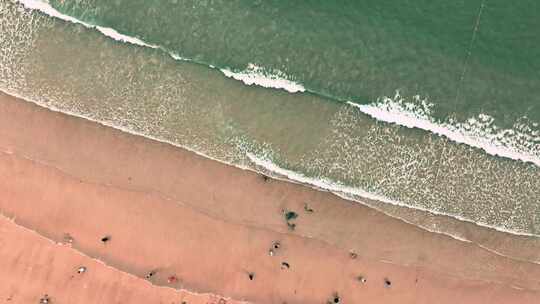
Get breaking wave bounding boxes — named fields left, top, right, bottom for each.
left=14, top=0, right=540, bottom=169
left=349, top=92, right=540, bottom=167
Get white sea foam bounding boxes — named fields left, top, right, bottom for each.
left=246, top=152, right=540, bottom=238
left=94, top=26, right=153, bottom=47
left=3, top=83, right=540, bottom=262
left=16, top=1, right=539, bottom=168
left=16, top=0, right=305, bottom=94
left=246, top=153, right=400, bottom=206
left=9, top=0, right=540, bottom=240
left=0, top=86, right=485, bottom=243
left=348, top=92, right=540, bottom=167
left=17, top=0, right=156, bottom=48
left=220, top=63, right=306, bottom=93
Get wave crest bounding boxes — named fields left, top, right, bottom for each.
left=220, top=63, right=305, bottom=93
left=349, top=91, right=540, bottom=167
left=13, top=0, right=540, bottom=168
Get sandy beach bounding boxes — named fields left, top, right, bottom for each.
left=1, top=91, right=539, bottom=303
left=0, top=214, right=241, bottom=304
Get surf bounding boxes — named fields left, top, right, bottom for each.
left=15, top=0, right=540, bottom=169
left=3, top=78, right=540, bottom=244
left=3, top=0, right=540, bottom=242
left=348, top=92, right=540, bottom=167
left=246, top=152, right=540, bottom=239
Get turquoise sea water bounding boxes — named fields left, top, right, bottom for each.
left=49, top=0, right=540, bottom=121
left=48, top=0, right=540, bottom=126
left=0, top=0, right=539, bottom=237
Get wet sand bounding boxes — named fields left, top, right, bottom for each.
left=0, top=215, right=240, bottom=304
left=0, top=91, right=539, bottom=303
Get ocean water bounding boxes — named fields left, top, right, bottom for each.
left=1, top=0, right=539, bottom=241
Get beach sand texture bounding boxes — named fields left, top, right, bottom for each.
left=0, top=215, right=239, bottom=304
left=1, top=92, right=539, bottom=303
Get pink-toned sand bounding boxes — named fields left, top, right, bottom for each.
left=0, top=92, right=539, bottom=303
left=0, top=215, right=239, bottom=304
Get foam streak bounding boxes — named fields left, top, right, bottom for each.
left=246, top=152, right=540, bottom=238
left=348, top=93, right=540, bottom=167
left=220, top=64, right=306, bottom=93
left=17, top=0, right=155, bottom=47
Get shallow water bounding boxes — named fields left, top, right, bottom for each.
left=43, top=0, right=540, bottom=164
left=1, top=0, right=539, bottom=237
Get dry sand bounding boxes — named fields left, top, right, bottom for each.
left=0, top=215, right=240, bottom=304
left=0, top=91, right=539, bottom=303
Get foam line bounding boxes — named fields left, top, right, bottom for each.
left=17, top=0, right=156, bottom=48
left=17, top=0, right=305, bottom=94
left=348, top=93, right=539, bottom=167
left=220, top=64, right=306, bottom=93
left=15, top=1, right=539, bottom=167
left=246, top=152, right=540, bottom=238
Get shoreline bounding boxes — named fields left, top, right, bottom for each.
left=247, top=151, right=540, bottom=241
left=1, top=92, right=540, bottom=303
left=14, top=0, right=540, bottom=168
left=2, top=87, right=540, bottom=264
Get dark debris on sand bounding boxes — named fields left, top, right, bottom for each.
left=145, top=269, right=157, bottom=279
left=39, top=294, right=50, bottom=304
left=327, top=292, right=340, bottom=304
left=303, top=203, right=314, bottom=213
left=284, top=211, right=298, bottom=221
left=282, top=209, right=299, bottom=230
left=357, top=275, right=367, bottom=283
left=269, top=241, right=281, bottom=256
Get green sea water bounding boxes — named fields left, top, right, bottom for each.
left=47, top=0, right=540, bottom=126
left=1, top=0, right=539, bottom=241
